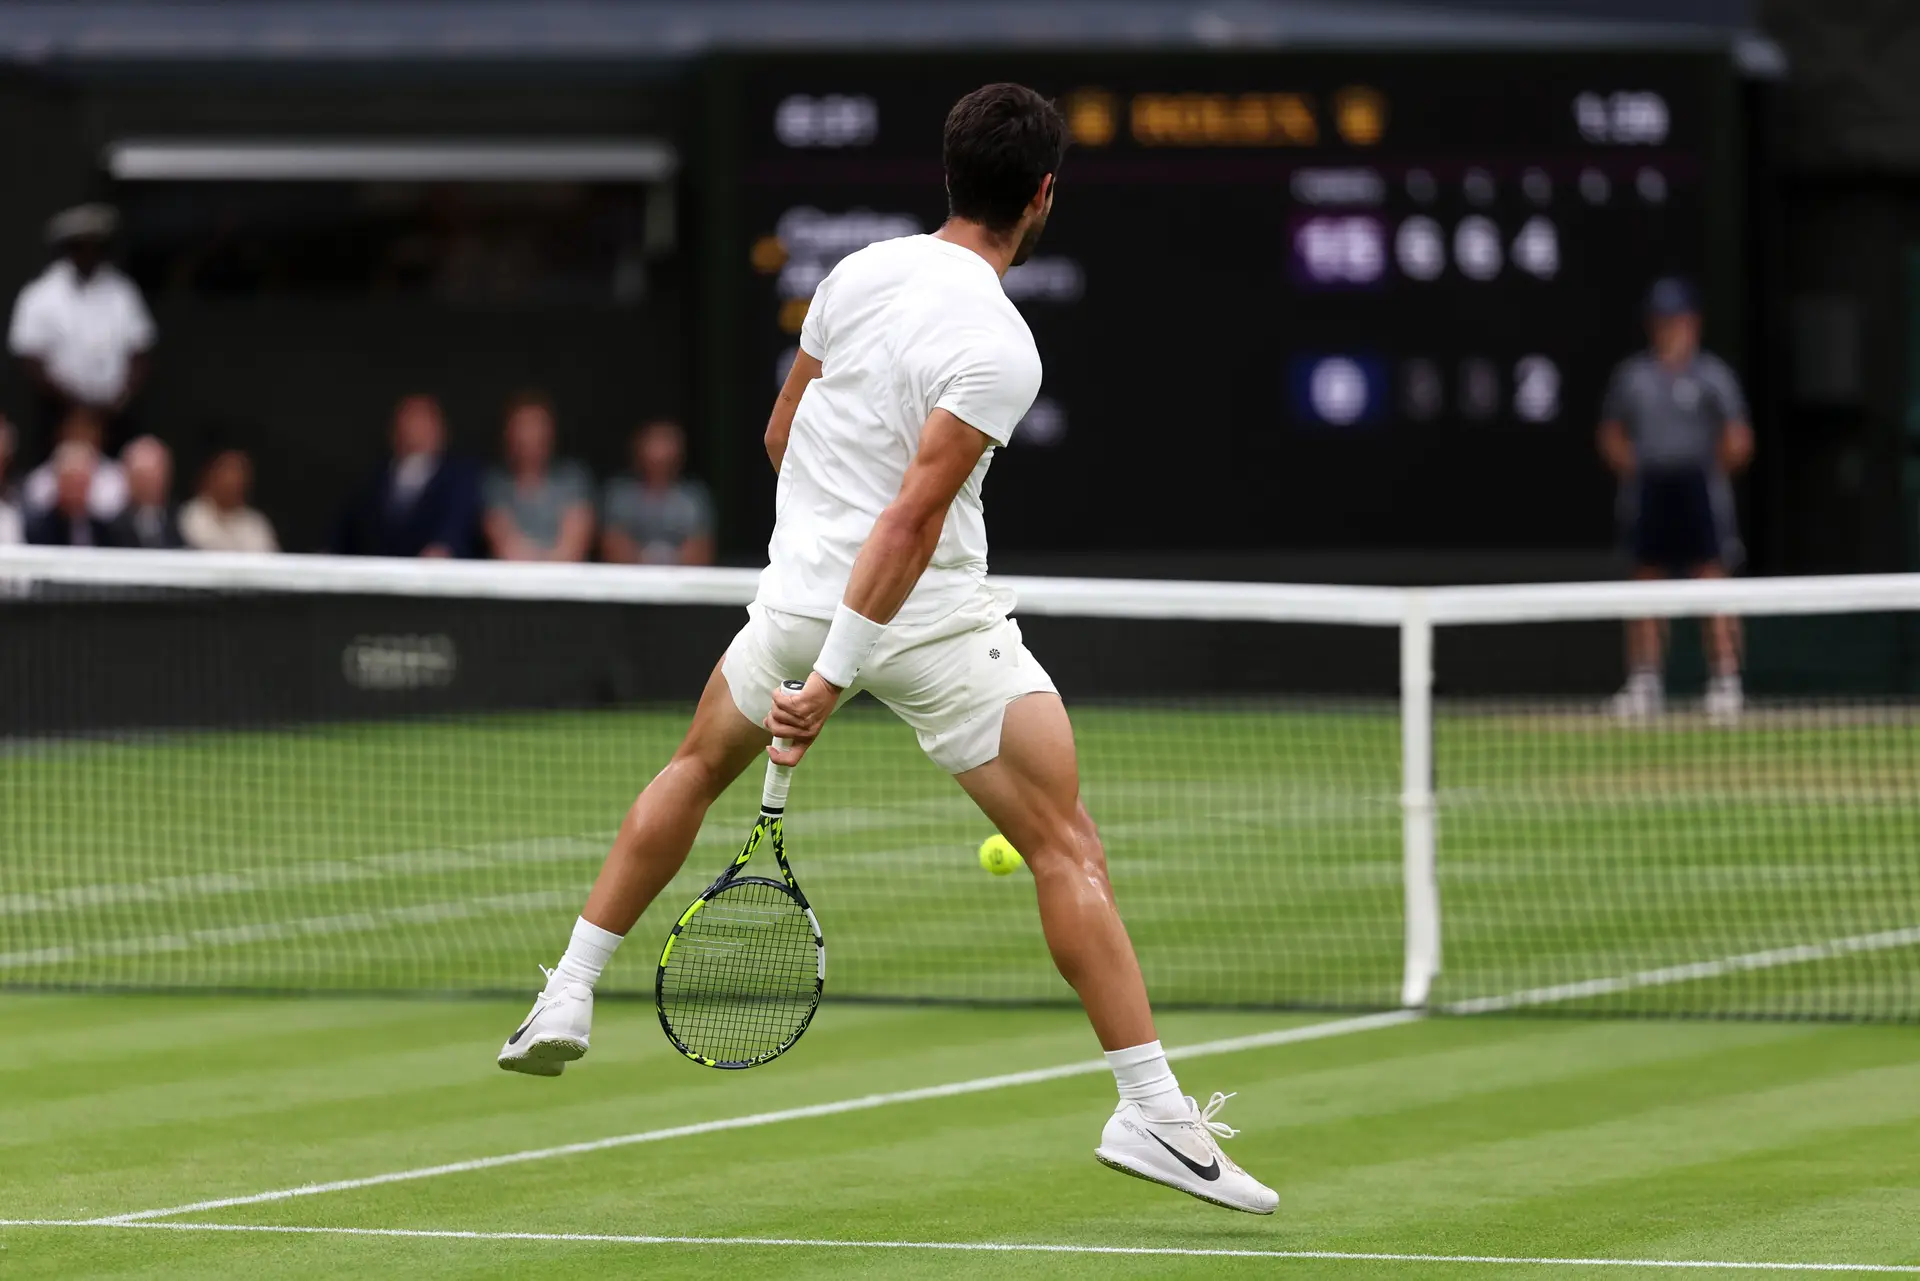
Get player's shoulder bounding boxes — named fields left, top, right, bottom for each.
left=827, top=233, right=930, bottom=282
left=1693, top=350, right=1741, bottom=383
left=99, top=264, right=146, bottom=301
left=13, top=261, right=66, bottom=305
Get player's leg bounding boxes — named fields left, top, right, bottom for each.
left=500, top=608, right=815, bottom=1076
left=498, top=660, right=769, bottom=1075
left=1697, top=471, right=1744, bottom=723
left=865, top=601, right=1275, bottom=1213
left=954, top=692, right=1275, bottom=1214
left=1616, top=474, right=1672, bottom=719
left=1693, top=561, right=1744, bottom=723
left=1615, top=566, right=1669, bottom=719
left=953, top=693, right=1152, bottom=1050
left=580, top=665, right=773, bottom=935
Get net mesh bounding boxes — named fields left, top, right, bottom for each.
left=1429, top=615, right=1920, bottom=1021
left=2, top=552, right=1915, bottom=1022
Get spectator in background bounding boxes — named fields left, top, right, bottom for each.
left=332, top=393, right=481, bottom=558
left=482, top=391, right=593, bottom=562
left=180, top=446, right=277, bottom=553
left=0, top=417, right=21, bottom=545
left=105, top=435, right=183, bottom=549
left=22, top=406, right=126, bottom=521
left=600, top=419, right=715, bottom=566
left=8, top=204, right=155, bottom=453
left=1600, top=277, right=1754, bottom=724
left=25, top=442, right=113, bottom=546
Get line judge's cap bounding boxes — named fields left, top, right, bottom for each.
left=46, top=203, right=119, bottom=245
left=1645, top=276, right=1700, bottom=318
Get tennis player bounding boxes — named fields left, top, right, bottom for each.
left=498, top=83, right=1277, bottom=1215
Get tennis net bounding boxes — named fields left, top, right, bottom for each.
left=2, top=548, right=1915, bottom=1020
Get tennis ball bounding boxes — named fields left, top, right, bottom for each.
left=978, top=834, right=1025, bottom=876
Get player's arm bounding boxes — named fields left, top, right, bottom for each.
left=842, top=410, right=989, bottom=623
left=1718, top=418, right=1754, bottom=473
left=1709, top=361, right=1755, bottom=474
left=764, top=409, right=992, bottom=763
left=765, top=351, right=823, bottom=473
left=1598, top=419, right=1634, bottom=476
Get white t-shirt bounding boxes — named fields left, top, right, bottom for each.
left=8, top=260, right=156, bottom=406
left=179, top=497, right=280, bottom=553
left=758, top=235, right=1042, bottom=625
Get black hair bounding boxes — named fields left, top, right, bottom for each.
left=943, top=83, right=1066, bottom=234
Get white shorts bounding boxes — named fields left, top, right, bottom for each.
left=721, top=587, right=1057, bottom=774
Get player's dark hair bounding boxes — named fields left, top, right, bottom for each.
left=943, top=83, right=1065, bottom=235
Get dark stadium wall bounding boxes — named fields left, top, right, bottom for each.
left=0, top=62, right=693, bottom=552
left=1759, top=0, right=1920, bottom=578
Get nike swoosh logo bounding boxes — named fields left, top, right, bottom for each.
left=1148, top=1130, right=1220, bottom=1181
left=507, top=1006, right=545, bottom=1046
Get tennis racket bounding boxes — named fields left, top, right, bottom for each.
left=656, top=680, right=825, bottom=1069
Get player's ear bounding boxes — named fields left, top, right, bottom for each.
left=1032, top=173, right=1054, bottom=216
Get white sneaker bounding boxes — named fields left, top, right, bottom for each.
left=1095, top=1092, right=1278, bottom=1215
left=1705, top=674, right=1744, bottom=726
left=497, top=966, right=593, bottom=1077
left=1610, top=671, right=1665, bottom=721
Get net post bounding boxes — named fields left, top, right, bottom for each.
left=1399, top=591, right=1441, bottom=1008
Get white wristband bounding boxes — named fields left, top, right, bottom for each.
left=813, top=603, right=886, bottom=690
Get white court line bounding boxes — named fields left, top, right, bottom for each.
left=1445, top=925, right=1920, bottom=1015
left=90, top=919, right=1920, bottom=1225
left=88, top=1011, right=1416, bottom=1224
left=3, top=1221, right=1915, bottom=1272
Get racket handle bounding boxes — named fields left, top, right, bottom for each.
left=762, top=678, right=806, bottom=812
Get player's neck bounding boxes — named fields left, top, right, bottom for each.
left=933, top=219, right=1018, bottom=279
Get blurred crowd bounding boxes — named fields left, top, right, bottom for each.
left=328, top=394, right=713, bottom=565
left=0, top=205, right=715, bottom=566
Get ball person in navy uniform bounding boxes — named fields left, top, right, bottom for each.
left=1598, top=277, right=1754, bottom=722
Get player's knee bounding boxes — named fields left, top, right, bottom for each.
left=669, top=746, right=732, bottom=799
left=1023, top=813, right=1110, bottom=886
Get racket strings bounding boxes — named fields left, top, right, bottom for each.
left=660, top=879, right=818, bottom=1063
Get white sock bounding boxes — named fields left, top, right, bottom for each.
left=552, top=916, right=623, bottom=988
left=1105, top=1040, right=1187, bottom=1119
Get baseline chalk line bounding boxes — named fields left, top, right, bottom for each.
left=3, top=1221, right=1915, bottom=1272
left=92, top=1010, right=1419, bottom=1224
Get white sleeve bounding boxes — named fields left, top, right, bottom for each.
left=121, top=280, right=157, bottom=350
left=8, top=284, right=53, bottom=358
left=930, top=327, right=1042, bottom=447
left=798, top=270, right=831, bottom=360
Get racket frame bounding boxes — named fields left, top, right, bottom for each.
left=655, top=681, right=825, bottom=1069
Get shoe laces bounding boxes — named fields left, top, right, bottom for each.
left=1194, top=1091, right=1240, bottom=1140
left=537, top=964, right=583, bottom=1000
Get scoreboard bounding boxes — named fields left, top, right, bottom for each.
left=706, top=51, right=1741, bottom=556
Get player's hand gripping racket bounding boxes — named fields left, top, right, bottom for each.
left=656, top=681, right=825, bottom=1069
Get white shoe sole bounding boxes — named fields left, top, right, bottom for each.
left=1094, top=1147, right=1276, bottom=1215
left=497, top=1034, right=588, bottom=1077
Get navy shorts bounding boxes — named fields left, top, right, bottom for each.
left=1624, top=470, right=1739, bottom=573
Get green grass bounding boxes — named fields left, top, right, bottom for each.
left=4, top=701, right=1916, bottom=1017
left=3, top=699, right=1916, bottom=1276
left=2, top=994, right=1917, bottom=1278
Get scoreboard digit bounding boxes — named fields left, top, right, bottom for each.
left=709, top=50, right=1738, bottom=556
